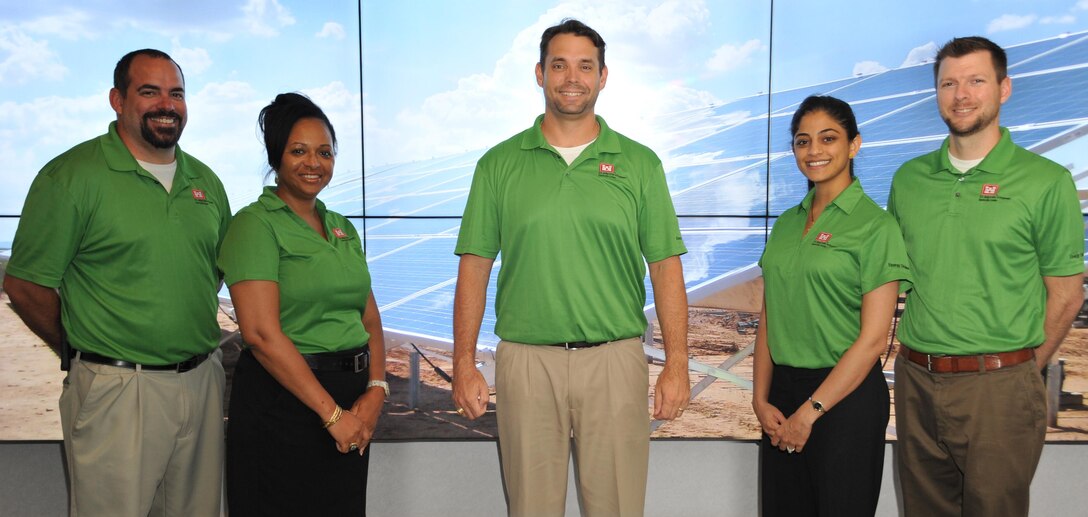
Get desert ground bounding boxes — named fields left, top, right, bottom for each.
left=2, top=295, right=1086, bottom=441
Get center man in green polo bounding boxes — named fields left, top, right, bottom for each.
left=451, top=19, right=690, bottom=517
left=888, top=36, right=1084, bottom=517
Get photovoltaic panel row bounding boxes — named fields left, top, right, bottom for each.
left=1007, top=33, right=1088, bottom=75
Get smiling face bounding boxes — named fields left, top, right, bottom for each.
left=792, top=110, right=860, bottom=190
left=274, top=117, right=335, bottom=207
left=936, top=50, right=1010, bottom=138
left=535, top=33, right=607, bottom=121
left=109, top=54, right=187, bottom=162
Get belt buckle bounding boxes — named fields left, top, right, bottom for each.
left=927, top=353, right=946, bottom=372
left=353, top=351, right=368, bottom=373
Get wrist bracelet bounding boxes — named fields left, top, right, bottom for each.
left=808, top=397, right=826, bottom=414
left=322, top=405, right=343, bottom=428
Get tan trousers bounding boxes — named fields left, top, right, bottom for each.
left=894, top=354, right=1046, bottom=517
left=60, top=349, right=225, bottom=517
left=496, top=338, right=649, bottom=517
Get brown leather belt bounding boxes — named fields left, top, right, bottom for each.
left=901, top=345, right=1035, bottom=373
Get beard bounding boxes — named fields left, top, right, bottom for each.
left=140, top=110, right=184, bottom=149
left=942, top=106, right=998, bottom=138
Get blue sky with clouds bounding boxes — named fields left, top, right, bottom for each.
left=2, top=0, right=1087, bottom=228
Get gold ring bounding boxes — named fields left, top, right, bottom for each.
left=349, top=443, right=359, bottom=451
left=786, top=446, right=795, bottom=454
left=456, top=407, right=466, bottom=416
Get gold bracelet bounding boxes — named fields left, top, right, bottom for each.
left=322, top=405, right=343, bottom=428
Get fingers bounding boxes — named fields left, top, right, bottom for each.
left=651, top=376, right=690, bottom=420
left=452, top=370, right=491, bottom=420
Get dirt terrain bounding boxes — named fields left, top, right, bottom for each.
left=3, top=297, right=1085, bottom=441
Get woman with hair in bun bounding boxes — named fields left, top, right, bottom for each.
left=219, top=92, right=387, bottom=515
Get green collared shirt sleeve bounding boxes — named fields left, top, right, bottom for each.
left=1034, top=174, right=1084, bottom=277
left=219, top=210, right=281, bottom=285
left=455, top=156, right=500, bottom=259
left=639, top=159, right=686, bottom=263
left=6, top=174, right=83, bottom=288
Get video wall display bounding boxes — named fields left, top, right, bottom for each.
left=2, top=0, right=1087, bottom=440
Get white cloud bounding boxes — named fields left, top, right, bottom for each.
left=316, top=22, right=345, bottom=40
left=0, top=25, right=67, bottom=85
left=19, top=9, right=97, bottom=40
left=364, top=0, right=733, bottom=168
left=852, top=61, right=889, bottom=76
left=901, top=42, right=939, bottom=67
left=241, top=0, right=296, bottom=37
left=1077, top=0, right=1088, bottom=11
left=1040, top=14, right=1076, bottom=24
left=171, top=40, right=212, bottom=75
left=705, top=39, right=765, bottom=74
left=0, top=91, right=111, bottom=209
left=986, top=13, right=1038, bottom=33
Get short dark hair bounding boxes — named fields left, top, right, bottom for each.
left=258, top=92, right=338, bottom=174
left=539, top=19, right=606, bottom=69
left=933, top=36, right=1008, bottom=84
left=790, top=95, right=860, bottom=190
left=113, top=49, right=183, bottom=97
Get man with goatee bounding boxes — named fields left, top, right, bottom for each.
left=4, top=49, right=230, bottom=517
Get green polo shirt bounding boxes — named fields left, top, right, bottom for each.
left=888, top=128, right=1083, bottom=355
left=6, top=122, right=231, bottom=364
left=455, top=115, right=686, bottom=344
left=760, top=179, right=912, bottom=368
left=218, top=187, right=371, bottom=354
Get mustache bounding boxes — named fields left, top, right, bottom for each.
left=143, top=110, right=181, bottom=122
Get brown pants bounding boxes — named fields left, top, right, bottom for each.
left=496, top=338, right=649, bottom=517
left=894, top=353, right=1046, bottom=517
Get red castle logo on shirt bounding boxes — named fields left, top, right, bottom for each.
left=815, top=232, right=832, bottom=244
left=192, top=189, right=206, bottom=201
left=599, top=163, right=615, bottom=174
left=332, top=228, right=349, bottom=239
left=981, top=184, right=999, bottom=197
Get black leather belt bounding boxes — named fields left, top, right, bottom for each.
left=301, top=347, right=369, bottom=373
left=72, top=349, right=209, bottom=373
left=546, top=336, right=640, bottom=350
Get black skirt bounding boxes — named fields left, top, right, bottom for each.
left=226, top=348, right=371, bottom=516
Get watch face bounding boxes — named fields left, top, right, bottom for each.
left=811, top=399, right=825, bottom=413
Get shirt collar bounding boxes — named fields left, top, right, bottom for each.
left=799, top=177, right=865, bottom=216
left=256, top=185, right=329, bottom=218
left=101, top=121, right=196, bottom=182
left=933, top=126, right=1012, bottom=176
left=520, top=114, right=623, bottom=155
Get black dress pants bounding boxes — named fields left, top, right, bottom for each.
left=760, top=362, right=889, bottom=517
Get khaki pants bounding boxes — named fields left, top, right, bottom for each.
left=496, top=338, right=649, bottom=517
left=894, top=353, right=1045, bottom=517
left=60, top=350, right=225, bottom=517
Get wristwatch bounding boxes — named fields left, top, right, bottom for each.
left=809, top=397, right=826, bottom=414
left=367, top=380, right=390, bottom=397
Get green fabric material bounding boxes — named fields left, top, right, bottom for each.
left=455, top=115, right=686, bottom=344
left=760, top=179, right=912, bottom=368
left=888, top=127, right=1084, bottom=355
left=7, top=122, right=231, bottom=364
left=218, top=187, right=371, bottom=354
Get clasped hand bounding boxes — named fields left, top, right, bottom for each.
left=328, top=389, right=385, bottom=455
left=754, top=401, right=813, bottom=453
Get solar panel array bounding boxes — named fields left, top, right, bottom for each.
left=320, top=31, right=1088, bottom=347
